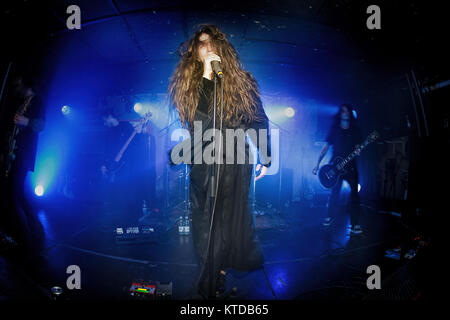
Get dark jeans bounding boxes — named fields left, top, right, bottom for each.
left=327, top=167, right=361, bottom=226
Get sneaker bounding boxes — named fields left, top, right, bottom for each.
left=350, top=225, right=363, bottom=235
left=322, top=217, right=334, bottom=227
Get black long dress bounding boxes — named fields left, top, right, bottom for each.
left=189, top=77, right=271, bottom=297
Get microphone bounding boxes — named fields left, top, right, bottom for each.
left=211, top=60, right=224, bottom=78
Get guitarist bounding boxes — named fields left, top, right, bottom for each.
left=100, top=112, right=156, bottom=217
left=312, top=104, right=363, bottom=234
left=0, top=74, right=46, bottom=253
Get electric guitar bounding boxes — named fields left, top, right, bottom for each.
left=101, top=112, right=151, bottom=182
left=318, top=130, right=379, bottom=189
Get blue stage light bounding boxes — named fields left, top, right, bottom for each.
left=61, top=105, right=70, bottom=115
left=31, top=151, right=58, bottom=199
left=352, top=110, right=357, bottom=119
left=134, top=103, right=143, bottom=113
left=342, top=181, right=361, bottom=193
left=284, top=107, right=295, bottom=118
left=35, top=185, right=44, bottom=196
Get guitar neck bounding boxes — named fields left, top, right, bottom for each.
left=338, top=139, right=370, bottom=168
left=9, top=98, right=31, bottom=142
left=112, top=113, right=151, bottom=163
left=114, top=129, right=138, bottom=162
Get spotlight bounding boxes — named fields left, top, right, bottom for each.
left=35, top=185, right=44, bottom=196
left=134, top=103, right=143, bottom=113
left=352, top=110, right=357, bottom=119
left=284, top=107, right=295, bottom=118
left=358, top=184, right=361, bottom=193
left=61, top=105, right=70, bottom=115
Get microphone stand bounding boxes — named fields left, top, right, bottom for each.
left=207, top=74, right=219, bottom=298
left=203, top=73, right=224, bottom=298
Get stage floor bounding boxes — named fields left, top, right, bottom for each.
left=0, top=198, right=428, bottom=300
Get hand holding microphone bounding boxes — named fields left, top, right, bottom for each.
left=203, top=53, right=223, bottom=79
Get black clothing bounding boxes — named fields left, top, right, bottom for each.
left=325, top=124, right=362, bottom=169
left=198, top=77, right=214, bottom=114
left=325, top=124, right=362, bottom=226
left=327, top=168, right=360, bottom=226
left=189, top=76, right=270, bottom=297
left=0, top=93, right=46, bottom=252
left=14, top=95, right=45, bottom=172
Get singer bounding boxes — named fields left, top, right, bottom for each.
left=168, top=24, right=271, bottom=298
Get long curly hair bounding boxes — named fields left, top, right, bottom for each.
left=168, top=24, right=263, bottom=128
